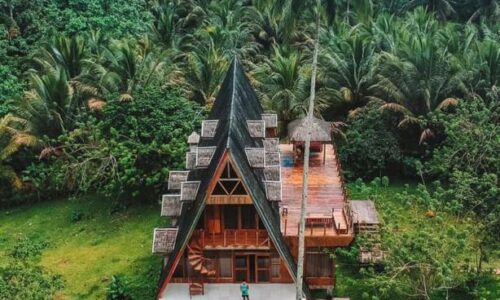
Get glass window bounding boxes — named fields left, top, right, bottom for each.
left=235, top=256, right=247, bottom=268
left=219, top=252, right=232, bottom=278
left=257, top=256, right=270, bottom=268
left=271, top=253, right=281, bottom=278
left=241, top=205, right=256, bottom=229
left=233, top=182, right=247, bottom=195
left=212, top=182, right=226, bottom=195
left=224, top=205, right=238, bottom=229
left=258, top=270, right=269, bottom=282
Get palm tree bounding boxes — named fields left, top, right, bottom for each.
left=182, top=41, right=229, bottom=105
left=200, top=0, right=261, bottom=58
left=0, top=114, right=37, bottom=189
left=467, top=0, right=500, bottom=23
left=89, top=37, right=176, bottom=101
left=401, top=0, right=457, bottom=20
left=253, top=46, right=310, bottom=126
left=149, top=0, right=197, bottom=52
left=31, top=34, right=87, bottom=79
left=321, top=25, right=377, bottom=114
left=471, top=38, right=500, bottom=102
left=16, top=67, right=75, bottom=138
left=370, top=49, right=462, bottom=143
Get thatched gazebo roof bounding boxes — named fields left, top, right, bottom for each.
left=287, top=117, right=331, bottom=142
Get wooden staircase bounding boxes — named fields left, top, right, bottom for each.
left=187, top=239, right=215, bottom=276
left=187, top=238, right=215, bottom=296
left=189, top=278, right=205, bottom=296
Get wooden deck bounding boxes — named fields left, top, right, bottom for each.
left=279, top=144, right=352, bottom=238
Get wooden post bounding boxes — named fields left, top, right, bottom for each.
left=297, top=1, right=321, bottom=299
left=284, top=218, right=288, bottom=236
left=323, top=143, right=326, bottom=164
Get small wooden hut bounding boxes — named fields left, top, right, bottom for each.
left=287, top=117, right=332, bottom=163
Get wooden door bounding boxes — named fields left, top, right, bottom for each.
left=234, top=255, right=249, bottom=282
left=206, top=205, right=221, bottom=234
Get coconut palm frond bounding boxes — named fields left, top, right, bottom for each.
left=397, top=116, right=422, bottom=129
left=0, top=165, right=22, bottom=190
left=347, top=107, right=365, bottom=118
left=436, top=97, right=458, bottom=110
left=419, top=128, right=435, bottom=144
left=379, top=102, right=411, bottom=114
left=88, top=98, right=107, bottom=111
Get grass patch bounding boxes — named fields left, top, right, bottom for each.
left=0, top=195, right=165, bottom=299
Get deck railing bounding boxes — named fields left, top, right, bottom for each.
left=331, top=143, right=353, bottom=231
left=195, top=229, right=270, bottom=248
left=283, top=205, right=352, bottom=237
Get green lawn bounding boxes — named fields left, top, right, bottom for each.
left=0, top=195, right=165, bottom=299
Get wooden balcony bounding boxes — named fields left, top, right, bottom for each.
left=193, top=229, right=270, bottom=249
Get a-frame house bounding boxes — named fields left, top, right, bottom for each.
left=152, top=58, right=355, bottom=300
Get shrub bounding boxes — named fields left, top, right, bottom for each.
left=338, top=101, right=404, bottom=179
left=9, top=237, right=48, bottom=260
left=107, top=275, right=131, bottom=300
left=0, top=262, right=64, bottom=300
left=70, top=209, right=85, bottom=222
left=96, top=87, right=204, bottom=198
left=0, top=237, right=63, bottom=299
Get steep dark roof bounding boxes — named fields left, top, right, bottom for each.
left=156, top=58, right=310, bottom=298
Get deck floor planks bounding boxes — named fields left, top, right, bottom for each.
left=279, top=144, right=347, bottom=236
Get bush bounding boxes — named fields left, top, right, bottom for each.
left=0, top=237, right=63, bottom=299
left=70, top=209, right=85, bottom=222
left=0, top=65, right=24, bottom=117
left=96, top=87, right=204, bottom=198
left=0, top=262, right=64, bottom=300
left=107, top=275, right=131, bottom=300
left=338, top=101, right=405, bottom=179
left=9, top=237, right=48, bottom=260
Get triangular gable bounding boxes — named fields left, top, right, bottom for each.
left=156, top=58, right=310, bottom=299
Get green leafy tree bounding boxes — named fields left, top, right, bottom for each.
left=338, top=101, right=403, bottom=179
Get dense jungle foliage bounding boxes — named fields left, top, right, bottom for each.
left=0, top=0, right=498, bottom=299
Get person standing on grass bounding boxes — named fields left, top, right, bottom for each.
left=240, top=281, right=250, bottom=300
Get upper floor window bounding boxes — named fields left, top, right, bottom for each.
left=212, top=162, right=248, bottom=196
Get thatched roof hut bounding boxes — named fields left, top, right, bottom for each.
left=287, top=117, right=331, bottom=142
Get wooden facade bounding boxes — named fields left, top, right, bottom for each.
left=154, top=59, right=358, bottom=300
left=166, top=155, right=342, bottom=288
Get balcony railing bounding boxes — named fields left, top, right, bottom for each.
left=194, top=229, right=270, bottom=248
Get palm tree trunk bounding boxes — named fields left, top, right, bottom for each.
left=296, top=1, right=321, bottom=299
